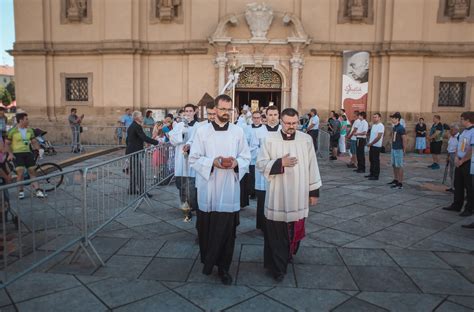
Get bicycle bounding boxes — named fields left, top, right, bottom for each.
left=7, top=151, right=64, bottom=192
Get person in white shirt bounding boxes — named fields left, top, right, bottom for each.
left=346, top=110, right=360, bottom=168
left=306, top=108, right=319, bottom=152
left=365, top=113, right=385, bottom=180
left=354, top=112, right=369, bottom=173
left=446, top=125, right=459, bottom=193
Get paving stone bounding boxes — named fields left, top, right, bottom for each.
left=224, top=294, right=293, bottom=311
left=323, top=204, right=379, bottom=220
left=6, top=272, right=81, bottom=303
left=89, top=236, right=130, bottom=255
left=338, top=248, right=397, bottom=267
left=448, top=296, right=474, bottom=309
left=130, top=221, right=182, bottom=237
left=0, top=289, right=12, bottom=307
left=156, top=241, right=199, bottom=259
left=114, top=290, right=201, bottom=311
left=310, top=229, right=360, bottom=246
left=174, top=282, right=257, bottom=311
left=294, top=264, right=358, bottom=290
left=236, top=262, right=296, bottom=287
left=343, top=238, right=401, bottom=249
left=357, top=292, right=444, bottom=312
left=88, top=277, right=167, bottom=308
left=240, top=244, right=264, bottom=262
left=116, top=238, right=166, bottom=257
left=139, top=258, right=194, bottom=282
left=74, top=274, right=109, bottom=285
left=404, top=268, right=474, bottom=296
left=332, top=297, right=388, bottom=311
left=293, top=247, right=344, bottom=265
left=386, top=249, right=451, bottom=269
left=435, top=301, right=472, bottom=312
left=410, top=238, right=469, bottom=253
left=435, top=252, right=474, bottom=269
left=403, top=215, right=452, bottom=231
left=306, top=213, right=349, bottom=227
left=331, top=219, right=389, bottom=236
left=348, top=266, right=419, bottom=293
left=16, top=286, right=106, bottom=311
left=456, top=267, right=474, bottom=283
left=94, top=255, right=152, bottom=279
left=300, top=237, right=337, bottom=248
left=187, top=260, right=239, bottom=284
left=116, top=213, right=160, bottom=227
left=265, top=287, right=350, bottom=311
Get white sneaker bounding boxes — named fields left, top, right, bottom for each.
left=18, top=191, right=25, bottom=200
left=35, top=189, right=46, bottom=198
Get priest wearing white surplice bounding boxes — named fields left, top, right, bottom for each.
left=256, top=108, right=322, bottom=282
left=189, top=94, right=251, bottom=285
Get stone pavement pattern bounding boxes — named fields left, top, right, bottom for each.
left=1, top=153, right=474, bottom=311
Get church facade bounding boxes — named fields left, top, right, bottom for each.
left=10, top=0, right=474, bottom=130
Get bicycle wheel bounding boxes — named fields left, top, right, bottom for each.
left=35, top=163, right=64, bottom=192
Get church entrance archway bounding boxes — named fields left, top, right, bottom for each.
left=235, top=67, right=282, bottom=111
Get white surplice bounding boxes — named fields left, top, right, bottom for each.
left=169, top=120, right=198, bottom=177
left=256, top=131, right=322, bottom=222
left=253, top=125, right=281, bottom=191
left=189, top=122, right=251, bottom=212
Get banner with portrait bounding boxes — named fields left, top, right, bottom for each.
left=341, top=51, right=369, bottom=121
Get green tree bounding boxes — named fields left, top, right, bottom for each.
left=0, top=86, right=12, bottom=106
left=5, top=81, right=15, bottom=101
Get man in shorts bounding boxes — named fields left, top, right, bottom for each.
left=346, top=110, right=360, bottom=168
left=428, top=115, right=444, bottom=169
left=387, top=112, right=407, bottom=190
left=6, top=113, right=46, bottom=199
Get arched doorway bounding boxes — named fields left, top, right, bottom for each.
left=235, top=67, right=282, bottom=111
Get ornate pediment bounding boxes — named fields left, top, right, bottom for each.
left=209, top=4, right=310, bottom=45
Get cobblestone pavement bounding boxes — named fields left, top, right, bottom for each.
left=1, top=152, right=473, bottom=311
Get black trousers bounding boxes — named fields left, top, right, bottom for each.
left=453, top=161, right=473, bottom=212
left=129, top=155, right=144, bottom=194
left=240, top=173, right=250, bottom=208
left=249, top=165, right=256, bottom=198
left=256, top=190, right=266, bottom=229
left=308, top=130, right=319, bottom=152
left=356, top=138, right=367, bottom=172
left=369, top=146, right=381, bottom=178
left=196, top=210, right=239, bottom=275
left=264, top=218, right=290, bottom=276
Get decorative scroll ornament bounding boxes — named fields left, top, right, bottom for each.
left=236, top=67, right=282, bottom=89
left=245, top=3, right=274, bottom=40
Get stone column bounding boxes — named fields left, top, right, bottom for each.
left=215, top=52, right=228, bottom=94
left=290, top=55, right=303, bottom=110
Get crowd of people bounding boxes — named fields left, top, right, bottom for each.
left=123, top=95, right=474, bottom=285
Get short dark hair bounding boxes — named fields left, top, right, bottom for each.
left=214, top=94, right=232, bottom=107
left=334, top=113, right=340, bottom=119
left=16, top=112, right=28, bottom=123
left=184, top=103, right=196, bottom=111
left=281, top=108, right=299, bottom=118
left=166, top=113, right=173, bottom=119
left=358, top=112, right=367, bottom=119
left=206, top=101, right=216, bottom=110
left=266, top=106, right=279, bottom=113
left=373, top=113, right=381, bottom=118
left=342, top=115, right=347, bottom=121
left=434, top=115, right=441, bottom=121
left=252, top=111, right=261, bottom=117
left=310, top=108, right=317, bottom=115
left=354, top=110, right=360, bottom=114
left=146, top=110, right=152, bottom=117
left=71, top=108, right=77, bottom=113
left=461, top=111, right=474, bottom=123
left=419, top=117, right=424, bottom=121
left=341, top=109, right=346, bottom=113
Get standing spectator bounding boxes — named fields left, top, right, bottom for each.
left=68, top=108, right=84, bottom=153
left=339, top=115, right=349, bottom=154
left=120, top=108, right=133, bottom=134
left=446, top=125, right=459, bottom=193
left=415, top=118, right=427, bottom=154
left=125, top=111, right=159, bottom=195
left=0, top=107, right=8, bottom=137
left=143, top=110, right=155, bottom=137
left=365, top=113, right=385, bottom=180
left=346, top=110, right=360, bottom=168
left=115, top=120, right=124, bottom=145
left=443, top=112, right=474, bottom=217
left=428, top=115, right=444, bottom=169
left=328, top=112, right=341, bottom=160
left=306, top=108, right=319, bottom=151
left=462, top=116, right=474, bottom=228
left=400, top=117, right=406, bottom=128
left=388, top=112, right=407, bottom=189
left=354, top=112, right=368, bottom=173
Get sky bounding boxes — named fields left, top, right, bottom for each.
left=0, top=0, right=15, bottom=66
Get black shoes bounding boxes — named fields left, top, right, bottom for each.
left=442, top=206, right=460, bottom=212
left=218, top=270, right=233, bottom=285
left=445, top=188, right=454, bottom=193
left=368, top=177, right=379, bottom=181
left=390, top=183, right=403, bottom=189
left=459, top=210, right=473, bottom=217
left=272, top=272, right=285, bottom=282
left=364, top=175, right=372, bottom=178
left=354, top=169, right=365, bottom=173
left=461, top=222, right=474, bottom=229
left=387, top=180, right=398, bottom=185
left=330, top=156, right=337, bottom=160
left=347, top=164, right=357, bottom=168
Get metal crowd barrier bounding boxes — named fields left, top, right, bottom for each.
left=0, top=143, right=175, bottom=288
left=317, top=129, right=331, bottom=161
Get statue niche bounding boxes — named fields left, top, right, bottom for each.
left=155, top=0, right=183, bottom=23
left=61, top=0, right=91, bottom=24
left=445, top=0, right=470, bottom=19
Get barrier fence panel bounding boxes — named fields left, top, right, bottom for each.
left=0, top=143, right=175, bottom=288
left=317, top=129, right=331, bottom=161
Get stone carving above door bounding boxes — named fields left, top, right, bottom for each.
left=244, top=3, right=274, bottom=40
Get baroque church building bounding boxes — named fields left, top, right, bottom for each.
left=10, top=0, right=474, bottom=146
